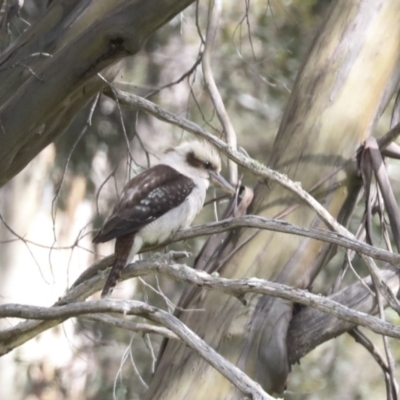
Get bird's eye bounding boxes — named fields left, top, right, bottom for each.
left=203, top=161, right=212, bottom=170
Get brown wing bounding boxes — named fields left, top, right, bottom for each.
left=93, top=164, right=195, bottom=243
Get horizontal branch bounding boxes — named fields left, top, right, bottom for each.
left=2, top=257, right=400, bottom=348
left=166, top=216, right=400, bottom=265
left=2, top=252, right=400, bottom=396
left=81, top=267, right=400, bottom=365
left=126, top=262, right=400, bottom=339
left=110, top=89, right=400, bottom=313
left=81, top=214, right=400, bottom=289
left=0, top=252, right=187, bottom=355
left=1, top=299, right=273, bottom=400
left=82, top=314, right=178, bottom=341
left=4, top=205, right=398, bottom=356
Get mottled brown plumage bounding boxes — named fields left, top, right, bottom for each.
left=94, top=165, right=195, bottom=297
left=93, top=141, right=233, bottom=297
left=93, top=165, right=195, bottom=243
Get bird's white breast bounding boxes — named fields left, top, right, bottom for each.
left=136, top=185, right=206, bottom=247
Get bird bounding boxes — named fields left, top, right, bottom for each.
left=93, top=140, right=235, bottom=297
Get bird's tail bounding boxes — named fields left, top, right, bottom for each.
left=101, top=233, right=135, bottom=298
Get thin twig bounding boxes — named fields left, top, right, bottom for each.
left=146, top=53, right=203, bottom=98
left=346, top=252, right=375, bottom=297
left=350, top=328, right=389, bottom=373
left=203, top=0, right=238, bottom=184
left=51, top=93, right=100, bottom=243
left=378, top=121, right=400, bottom=150
left=81, top=313, right=178, bottom=340
left=97, top=73, right=135, bottom=163
left=350, top=326, right=396, bottom=399
left=0, top=212, right=50, bottom=284
left=143, top=333, right=157, bottom=373
left=372, top=279, right=399, bottom=400
left=128, top=335, right=149, bottom=390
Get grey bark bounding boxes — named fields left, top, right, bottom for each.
left=0, top=0, right=194, bottom=187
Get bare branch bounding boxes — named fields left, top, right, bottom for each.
left=82, top=314, right=178, bottom=341
left=0, top=252, right=187, bottom=356
left=2, top=251, right=400, bottom=391
left=3, top=257, right=400, bottom=351
left=350, top=328, right=389, bottom=373
left=203, top=0, right=238, bottom=184
left=146, top=53, right=203, bottom=98
left=6, top=211, right=398, bottom=268
left=350, top=328, right=396, bottom=399
left=164, top=215, right=400, bottom=265
left=102, top=89, right=352, bottom=230
left=1, top=299, right=274, bottom=400
left=107, top=90, right=400, bottom=313
left=378, top=121, right=400, bottom=150
left=82, top=214, right=400, bottom=297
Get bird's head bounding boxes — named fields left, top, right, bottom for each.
left=161, top=140, right=235, bottom=193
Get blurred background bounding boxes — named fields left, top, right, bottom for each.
left=0, top=0, right=399, bottom=399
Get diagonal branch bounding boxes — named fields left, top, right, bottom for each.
left=1, top=299, right=274, bottom=400
left=2, top=256, right=400, bottom=354
left=107, top=89, right=400, bottom=314
left=366, top=136, right=400, bottom=252
left=106, top=88, right=344, bottom=229
left=287, top=264, right=400, bottom=363
left=82, top=265, right=400, bottom=368
left=81, top=215, right=400, bottom=289
left=0, top=252, right=187, bottom=355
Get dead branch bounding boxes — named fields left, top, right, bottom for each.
left=82, top=313, right=178, bottom=341
left=0, top=252, right=187, bottom=356
left=163, top=215, right=400, bottom=265
left=108, top=89, right=400, bottom=313
left=2, top=255, right=400, bottom=357
left=1, top=299, right=274, bottom=400
left=202, top=0, right=238, bottom=184
left=349, top=328, right=395, bottom=398
left=81, top=214, right=400, bottom=292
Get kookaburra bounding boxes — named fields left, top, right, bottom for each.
left=93, top=140, right=234, bottom=297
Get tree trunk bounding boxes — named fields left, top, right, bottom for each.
left=0, top=0, right=194, bottom=187
left=147, top=1, right=400, bottom=397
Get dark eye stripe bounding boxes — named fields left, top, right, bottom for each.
left=186, top=150, right=218, bottom=171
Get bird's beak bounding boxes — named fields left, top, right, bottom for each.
left=208, top=170, right=235, bottom=194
